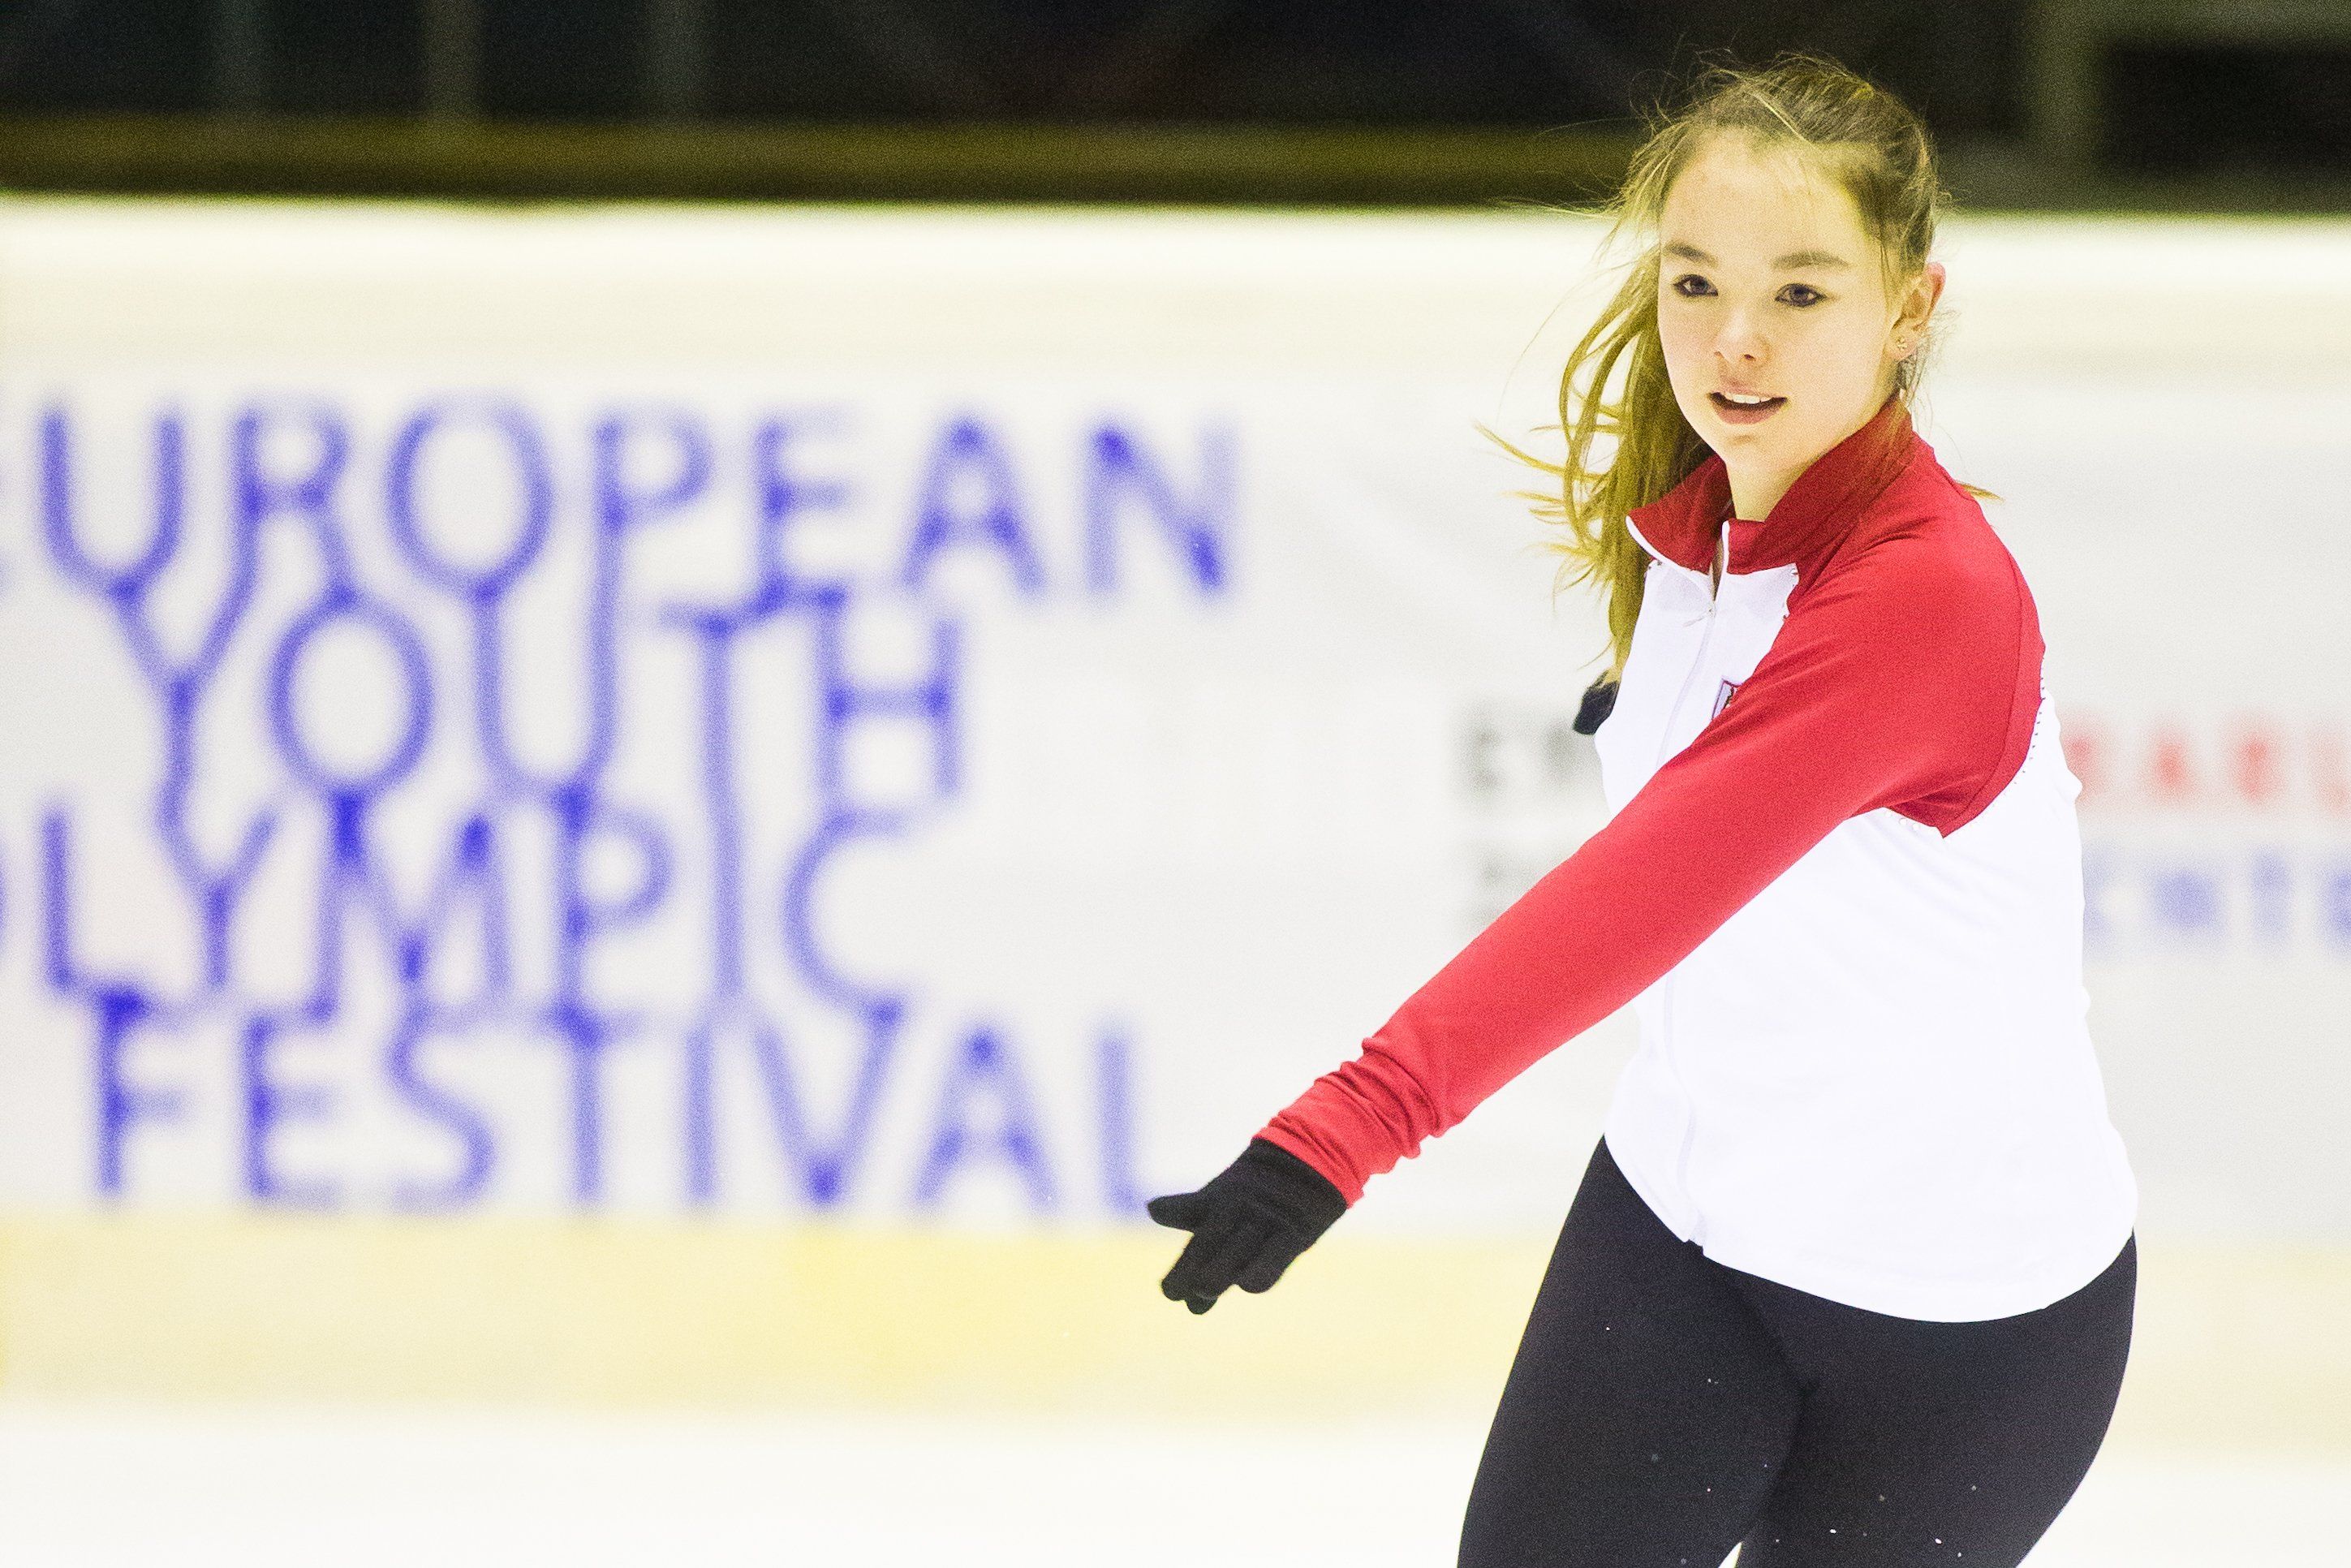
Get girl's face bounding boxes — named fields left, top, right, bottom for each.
left=1655, top=131, right=1942, bottom=519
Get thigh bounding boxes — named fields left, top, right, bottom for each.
left=1733, top=1234, right=2138, bottom=1568
left=1458, top=1138, right=1803, bottom=1568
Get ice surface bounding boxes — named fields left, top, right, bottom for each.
left=0, top=1406, right=2335, bottom=1566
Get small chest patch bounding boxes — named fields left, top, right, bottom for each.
left=1712, top=677, right=1744, bottom=718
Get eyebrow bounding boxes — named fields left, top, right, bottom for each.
left=1664, top=241, right=1853, bottom=270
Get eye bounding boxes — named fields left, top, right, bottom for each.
left=1670, top=274, right=1715, bottom=298
left=1778, top=282, right=1825, bottom=308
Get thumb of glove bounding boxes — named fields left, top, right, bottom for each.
left=1145, top=1190, right=1208, bottom=1229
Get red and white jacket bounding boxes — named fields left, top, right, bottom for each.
left=1257, top=397, right=2138, bottom=1321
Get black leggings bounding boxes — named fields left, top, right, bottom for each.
left=1459, top=1137, right=2135, bottom=1568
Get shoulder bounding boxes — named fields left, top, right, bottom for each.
left=1803, top=463, right=2045, bottom=829
left=1796, top=462, right=2035, bottom=653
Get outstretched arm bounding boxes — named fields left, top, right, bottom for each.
left=1251, top=541, right=2038, bottom=1204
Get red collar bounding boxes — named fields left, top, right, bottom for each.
left=1625, top=395, right=1923, bottom=580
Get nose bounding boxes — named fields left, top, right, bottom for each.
left=1714, top=304, right=1768, bottom=368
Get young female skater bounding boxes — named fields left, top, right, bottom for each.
left=1146, top=55, right=2138, bottom=1568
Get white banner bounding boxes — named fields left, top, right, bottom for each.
left=0, top=200, right=2342, bottom=1239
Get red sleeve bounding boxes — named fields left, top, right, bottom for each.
left=1253, top=534, right=2042, bottom=1204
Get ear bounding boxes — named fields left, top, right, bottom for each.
left=1899, top=261, right=1937, bottom=336
left=1892, top=261, right=1945, bottom=356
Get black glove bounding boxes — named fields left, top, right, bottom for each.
left=1146, top=1137, right=1348, bottom=1314
left=1572, top=674, right=1619, bottom=735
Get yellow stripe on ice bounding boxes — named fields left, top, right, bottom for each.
left=0, top=1218, right=2336, bottom=1453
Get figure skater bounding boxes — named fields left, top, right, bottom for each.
left=1148, top=53, right=2138, bottom=1568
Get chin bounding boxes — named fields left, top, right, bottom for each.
left=1705, top=419, right=1776, bottom=450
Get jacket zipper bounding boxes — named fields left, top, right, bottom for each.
left=1655, top=519, right=1728, bottom=1244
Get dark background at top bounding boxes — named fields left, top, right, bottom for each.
left=0, top=0, right=2344, bottom=198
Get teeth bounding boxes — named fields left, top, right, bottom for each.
left=1722, top=393, right=1774, bottom=405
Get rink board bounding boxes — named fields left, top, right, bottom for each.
left=0, top=200, right=2343, bottom=1441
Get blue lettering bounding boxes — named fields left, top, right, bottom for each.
left=235, top=402, right=355, bottom=589
left=93, top=986, right=177, bottom=1197
left=750, top=411, right=852, bottom=611
left=901, top=417, right=1045, bottom=597
left=683, top=1003, right=901, bottom=1208
left=387, top=1006, right=496, bottom=1210
left=1095, top=1024, right=1150, bottom=1217
left=385, top=398, right=553, bottom=600
left=268, top=586, right=435, bottom=798
left=2323, top=861, right=2351, bottom=950
left=809, top=585, right=962, bottom=814
left=596, top=407, right=712, bottom=534
left=305, top=802, right=508, bottom=1020
left=1083, top=422, right=1231, bottom=595
left=545, top=1005, right=622, bottom=1205
left=240, top=1013, right=338, bottom=1208
left=2149, top=862, right=2224, bottom=946
left=553, top=794, right=671, bottom=1007
left=2248, top=849, right=2293, bottom=949
left=24, top=393, right=1250, bottom=1217
left=911, top=1023, right=1056, bottom=1213
left=41, top=404, right=183, bottom=599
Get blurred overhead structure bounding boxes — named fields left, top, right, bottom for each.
left=644, top=0, right=706, bottom=121
left=0, top=0, right=2336, bottom=207
left=0, top=113, right=1633, bottom=205
left=2029, top=0, right=2351, bottom=172
left=418, top=0, right=481, bottom=122
left=213, top=0, right=264, bottom=112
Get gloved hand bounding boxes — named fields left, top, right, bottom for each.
left=1147, top=1138, right=1349, bottom=1313
left=1572, top=674, right=1619, bottom=735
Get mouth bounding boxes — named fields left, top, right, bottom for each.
left=1709, top=390, right=1786, bottom=426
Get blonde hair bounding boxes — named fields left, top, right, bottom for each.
left=1498, top=53, right=1959, bottom=683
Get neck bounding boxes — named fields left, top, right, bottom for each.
left=1726, top=464, right=1801, bottom=523
left=1725, top=381, right=1903, bottom=522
